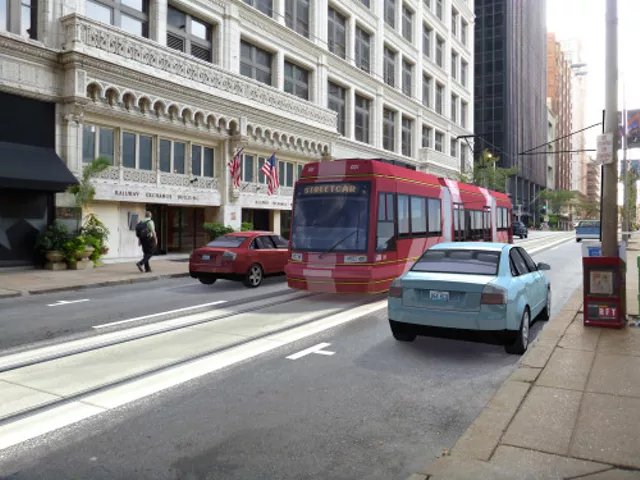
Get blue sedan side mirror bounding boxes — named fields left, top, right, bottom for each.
left=537, top=262, right=551, bottom=271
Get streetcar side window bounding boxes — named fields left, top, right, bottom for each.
left=398, top=195, right=410, bottom=235
left=410, top=196, right=427, bottom=235
left=377, top=192, right=396, bottom=251
left=497, top=207, right=509, bottom=231
left=427, top=198, right=442, bottom=236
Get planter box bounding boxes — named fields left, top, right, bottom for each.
left=68, top=259, right=91, bottom=270
left=45, top=261, right=67, bottom=271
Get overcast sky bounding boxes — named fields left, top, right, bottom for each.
left=547, top=0, right=638, bottom=152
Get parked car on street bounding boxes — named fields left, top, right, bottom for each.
left=575, top=220, right=600, bottom=242
left=189, top=231, right=289, bottom=288
left=387, top=242, right=551, bottom=354
left=512, top=220, right=528, bottom=239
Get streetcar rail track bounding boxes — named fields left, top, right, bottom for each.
left=0, top=294, right=384, bottom=427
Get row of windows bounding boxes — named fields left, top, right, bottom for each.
left=497, top=207, right=511, bottom=230
left=240, top=154, right=303, bottom=188
left=453, top=208, right=491, bottom=241
left=376, top=192, right=442, bottom=251
left=82, top=125, right=216, bottom=177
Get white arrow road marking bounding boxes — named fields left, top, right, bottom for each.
left=286, top=342, right=336, bottom=360
left=47, top=299, right=90, bottom=307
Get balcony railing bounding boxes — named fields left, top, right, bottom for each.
left=419, top=148, right=461, bottom=172
left=95, top=166, right=219, bottom=190
left=60, top=14, right=337, bottom=130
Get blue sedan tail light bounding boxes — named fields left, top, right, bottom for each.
left=480, top=284, right=507, bottom=305
left=389, top=279, right=403, bottom=298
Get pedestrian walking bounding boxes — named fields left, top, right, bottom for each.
left=135, top=211, right=157, bottom=273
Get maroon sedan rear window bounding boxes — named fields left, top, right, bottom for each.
left=206, top=236, right=248, bottom=248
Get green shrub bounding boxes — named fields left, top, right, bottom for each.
left=203, top=222, right=235, bottom=240
left=241, top=222, right=254, bottom=231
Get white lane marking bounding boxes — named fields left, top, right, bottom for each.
left=47, top=299, right=90, bottom=307
left=286, top=342, right=336, bottom=360
left=0, top=300, right=386, bottom=451
left=92, top=300, right=227, bottom=329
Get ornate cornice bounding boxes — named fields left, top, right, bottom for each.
left=60, top=14, right=338, bottom=131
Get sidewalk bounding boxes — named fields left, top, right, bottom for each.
left=0, top=255, right=190, bottom=298
left=410, top=238, right=640, bottom=480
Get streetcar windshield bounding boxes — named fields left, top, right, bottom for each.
left=291, top=181, right=370, bottom=252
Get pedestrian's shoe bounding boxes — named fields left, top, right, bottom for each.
left=145, top=269, right=152, bottom=273
left=136, top=262, right=143, bottom=273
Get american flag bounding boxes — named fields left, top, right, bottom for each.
left=261, top=153, right=279, bottom=195
left=227, top=148, right=243, bottom=188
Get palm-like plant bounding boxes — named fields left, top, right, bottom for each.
left=67, top=157, right=111, bottom=208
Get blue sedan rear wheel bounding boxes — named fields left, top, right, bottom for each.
left=389, top=320, right=417, bottom=342
left=505, top=308, right=530, bottom=355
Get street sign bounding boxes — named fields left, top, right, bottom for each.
left=596, top=133, right=614, bottom=164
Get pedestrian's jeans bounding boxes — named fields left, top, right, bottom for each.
left=138, top=242, right=153, bottom=272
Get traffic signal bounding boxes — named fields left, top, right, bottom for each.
left=540, top=204, right=548, bottom=215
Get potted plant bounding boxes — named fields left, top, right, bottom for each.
left=63, top=235, right=88, bottom=269
left=80, top=214, right=110, bottom=267
left=36, top=222, right=71, bottom=268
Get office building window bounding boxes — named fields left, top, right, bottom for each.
left=451, top=50, right=458, bottom=79
left=461, top=20, right=468, bottom=45
left=383, top=45, right=396, bottom=86
left=450, top=138, right=457, bottom=158
left=284, top=61, right=310, bottom=100
left=435, top=82, right=443, bottom=114
left=243, top=0, right=272, bottom=17
left=167, top=6, right=213, bottom=62
left=285, top=0, right=309, bottom=37
left=83, top=125, right=114, bottom=164
left=422, top=23, right=432, bottom=58
left=451, top=8, right=458, bottom=36
left=402, top=4, right=413, bottom=42
left=461, top=144, right=467, bottom=170
left=383, top=108, right=395, bottom=151
left=451, top=94, right=458, bottom=123
left=159, top=139, right=186, bottom=174
left=435, top=0, right=442, bottom=19
left=461, top=60, right=468, bottom=86
left=422, top=74, right=431, bottom=108
left=435, top=35, right=444, bottom=66
left=435, top=130, right=443, bottom=152
left=422, top=125, right=432, bottom=148
left=122, top=132, right=153, bottom=170
left=384, top=0, right=395, bottom=28
left=401, top=117, right=412, bottom=157
left=1, top=0, right=37, bottom=38
left=355, top=27, right=371, bottom=72
left=461, top=101, right=468, bottom=128
left=86, top=0, right=149, bottom=37
left=240, top=40, right=272, bottom=85
left=328, top=81, right=346, bottom=135
left=191, top=145, right=214, bottom=177
left=327, top=7, right=346, bottom=58
left=355, top=94, right=371, bottom=144
left=402, top=59, right=413, bottom=96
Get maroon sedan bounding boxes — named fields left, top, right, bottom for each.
left=189, top=231, right=289, bottom=288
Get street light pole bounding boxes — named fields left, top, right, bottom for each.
left=621, top=75, right=629, bottom=243
left=602, top=0, right=619, bottom=257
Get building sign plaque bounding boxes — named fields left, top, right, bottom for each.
left=95, top=184, right=221, bottom=206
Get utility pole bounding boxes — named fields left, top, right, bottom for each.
left=621, top=76, right=629, bottom=243
left=602, top=0, right=619, bottom=257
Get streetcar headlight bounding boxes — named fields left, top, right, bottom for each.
left=344, top=255, right=367, bottom=263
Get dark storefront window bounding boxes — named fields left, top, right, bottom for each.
left=166, top=206, right=206, bottom=252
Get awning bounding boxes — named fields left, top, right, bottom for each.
left=0, top=141, right=79, bottom=192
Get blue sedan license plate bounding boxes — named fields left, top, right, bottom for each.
left=202, top=255, right=210, bottom=260
left=430, top=290, right=449, bottom=302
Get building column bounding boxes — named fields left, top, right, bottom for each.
left=316, top=55, right=328, bottom=106
left=271, top=210, right=281, bottom=234
left=345, top=87, right=355, bottom=140
left=395, top=110, right=402, bottom=155
left=150, top=0, right=167, bottom=45
left=223, top=4, right=241, bottom=73
left=314, top=0, right=328, bottom=48
left=347, top=16, right=356, bottom=68
left=373, top=86, right=384, bottom=150
left=275, top=50, right=285, bottom=90
left=275, top=0, right=285, bottom=25
left=414, top=113, right=423, bottom=162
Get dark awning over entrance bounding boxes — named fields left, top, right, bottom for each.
left=0, top=141, right=79, bottom=192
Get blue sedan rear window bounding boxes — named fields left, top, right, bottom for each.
left=412, top=249, right=500, bottom=275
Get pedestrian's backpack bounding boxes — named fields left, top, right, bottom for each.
left=135, top=219, right=151, bottom=239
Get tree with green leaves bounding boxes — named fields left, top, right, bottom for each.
left=66, top=157, right=111, bottom=209
left=539, top=190, right=575, bottom=214
left=458, top=149, right=517, bottom=193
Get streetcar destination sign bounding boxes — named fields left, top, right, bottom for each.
left=300, top=183, right=367, bottom=195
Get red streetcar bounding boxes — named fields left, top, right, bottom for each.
left=284, top=159, right=513, bottom=294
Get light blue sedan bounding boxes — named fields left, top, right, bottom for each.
left=387, top=242, right=551, bottom=355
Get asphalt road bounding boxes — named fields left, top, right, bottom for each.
left=0, top=240, right=584, bottom=480
left=0, top=231, right=571, bottom=353
left=0, top=276, right=291, bottom=353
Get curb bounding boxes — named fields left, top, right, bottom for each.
left=0, top=290, right=21, bottom=299
left=8, top=272, right=191, bottom=297
left=409, top=288, right=585, bottom=480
